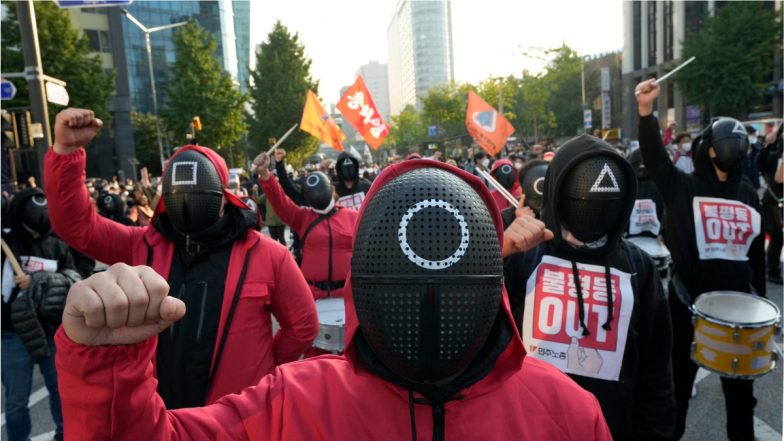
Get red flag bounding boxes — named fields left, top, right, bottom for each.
left=337, top=75, right=389, bottom=150
left=465, top=91, right=515, bottom=156
left=300, top=90, right=345, bottom=151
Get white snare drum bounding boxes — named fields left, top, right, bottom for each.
left=691, top=291, right=781, bottom=378
left=628, top=236, right=672, bottom=279
left=314, top=298, right=346, bottom=352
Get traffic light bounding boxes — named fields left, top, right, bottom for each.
left=13, top=110, right=32, bottom=148
left=1, top=111, right=18, bottom=149
left=192, top=116, right=202, bottom=131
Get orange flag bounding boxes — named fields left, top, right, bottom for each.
left=300, top=90, right=345, bottom=151
left=465, top=91, right=514, bottom=156
left=337, top=75, right=389, bottom=150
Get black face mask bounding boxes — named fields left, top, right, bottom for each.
left=352, top=167, right=503, bottom=385
left=521, top=164, right=547, bottom=216
left=21, top=195, right=50, bottom=234
left=100, top=194, right=117, bottom=215
left=558, top=158, right=627, bottom=243
left=303, top=172, right=334, bottom=212
left=707, top=118, right=749, bottom=172
left=163, top=150, right=224, bottom=235
left=492, top=164, right=516, bottom=190
left=339, top=159, right=357, bottom=181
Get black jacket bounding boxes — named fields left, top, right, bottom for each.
left=2, top=188, right=80, bottom=359
left=504, top=136, right=675, bottom=440
left=638, top=115, right=766, bottom=299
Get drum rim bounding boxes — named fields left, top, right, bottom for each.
left=692, top=291, right=781, bottom=328
left=690, top=343, right=777, bottom=379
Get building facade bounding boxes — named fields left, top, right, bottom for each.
left=621, top=0, right=782, bottom=139
left=356, top=61, right=390, bottom=121
left=387, top=0, right=454, bottom=115
left=66, top=1, right=250, bottom=177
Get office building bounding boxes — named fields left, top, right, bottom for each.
left=387, top=0, right=454, bottom=115
left=621, top=1, right=781, bottom=138
left=356, top=61, right=390, bottom=121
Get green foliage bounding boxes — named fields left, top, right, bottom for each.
left=420, top=82, right=472, bottom=138
left=248, top=21, right=319, bottom=166
left=541, top=45, right=586, bottom=137
left=388, top=104, right=426, bottom=152
left=130, top=112, right=163, bottom=175
left=0, top=1, right=114, bottom=122
left=676, top=2, right=781, bottom=118
left=162, top=22, right=247, bottom=165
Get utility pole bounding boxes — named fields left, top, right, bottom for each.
left=16, top=0, right=51, bottom=185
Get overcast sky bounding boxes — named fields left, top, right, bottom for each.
left=249, top=0, right=623, bottom=108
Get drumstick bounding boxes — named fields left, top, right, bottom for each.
left=477, top=168, right=518, bottom=206
left=266, top=124, right=299, bottom=156
left=477, top=168, right=517, bottom=205
left=1, top=239, right=24, bottom=277
left=635, top=56, right=696, bottom=96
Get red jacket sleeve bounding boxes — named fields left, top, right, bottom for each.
left=270, top=247, right=319, bottom=364
left=55, top=327, right=286, bottom=441
left=44, top=148, right=144, bottom=264
left=258, top=176, right=310, bottom=236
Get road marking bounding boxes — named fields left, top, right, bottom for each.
left=695, top=368, right=711, bottom=384
left=30, top=430, right=55, bottom=441
left=755, top=416, right=782, bottom=441
left=0, top=386, right=49, bottom=426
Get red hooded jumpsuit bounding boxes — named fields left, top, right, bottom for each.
left=54, top=160, right=612, bottom=440
left=44, top=145, right=319, bottom=404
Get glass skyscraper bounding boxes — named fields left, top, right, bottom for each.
left=121, top=0, right=249, bottom=113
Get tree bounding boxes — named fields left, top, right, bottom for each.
left=420, top=83, right=472, bottom=138
left=542, top=45, right=586, bottom=137
left=388, top=105, right=426, bottom=153
left=131, top=112, right=163, bottom=175
left=249, top=21, right=319, bottom=167
left=162, top=22, right=247, bottom=165
left=1, top=1, right=114, bottom=122
left=514, top=73, right=556, bottom=141
left=676, top=2, right=780, bottom=119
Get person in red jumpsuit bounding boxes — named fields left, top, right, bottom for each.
left=44, top=108, right=318, bottom=408
left=54, top=159, right=613, bottom=441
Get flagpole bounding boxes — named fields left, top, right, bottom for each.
left=266, top=124, right=299, bottom=155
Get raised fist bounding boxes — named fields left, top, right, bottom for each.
left=53, top=108, right=103, bottom=155
left=634, top=79, right=660, bottom=117
left=252, top=152, right=271, bottom=180
left=274, top=148, right=286, bottom=162
left=62, top=263, right=185, bottom=346
left=502, top=196, right=553, bottom=258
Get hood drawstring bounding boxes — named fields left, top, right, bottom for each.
left=603, top=263, right=614, bottom=331
left=570, top=260, right=590, bottom=337
left=407, top=389, right=464, bottom=441
left=408, top=390, right=418, bottom=441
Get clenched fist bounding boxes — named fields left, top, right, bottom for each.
left=502, top=196, right=553, bottom=258
left=252, top=152, right=271, bottom=180
left=62, top=263, right=185, bottom=346
left=53, top=108, right=103, bottom=155
left=634, top=79, right=660, bottom=117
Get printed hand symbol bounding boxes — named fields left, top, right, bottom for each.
left=567, top=337, right=603, bottom=374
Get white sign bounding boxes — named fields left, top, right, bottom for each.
left=692, top=197, right=761, bottom=261
left=601, top=91, right=611, bottom=130
left=583, top=109, right=592, bottom=129
left=45, top=82, right=69, bottom=106
left=522, top=255, right=634, bottom=381
left=629, top=199, right=661, bottom=236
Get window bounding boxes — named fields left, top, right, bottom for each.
left=685, top=1, right=707, bottom=36
left=633, top=1, right=642, bottom=71
left=663, top=1, right=674, bottom=61
left=84, top=30, right=111, bottom=53
left=648, top=1, right=657, bottom=66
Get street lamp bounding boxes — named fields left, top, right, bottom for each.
left=122, top=9, right=188, bottom=171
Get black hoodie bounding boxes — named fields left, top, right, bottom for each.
left=504, top=135, right=675, bottom=440
left=335, top=151, right=371, bottom=202
left=638, top=115, right=766, bottom=299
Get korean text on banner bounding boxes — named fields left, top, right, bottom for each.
left=337, top=75, right=389, bottom=150
left=300, top=90, right=345, bottom=151
left=465, top=91, right=515, bottom=156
